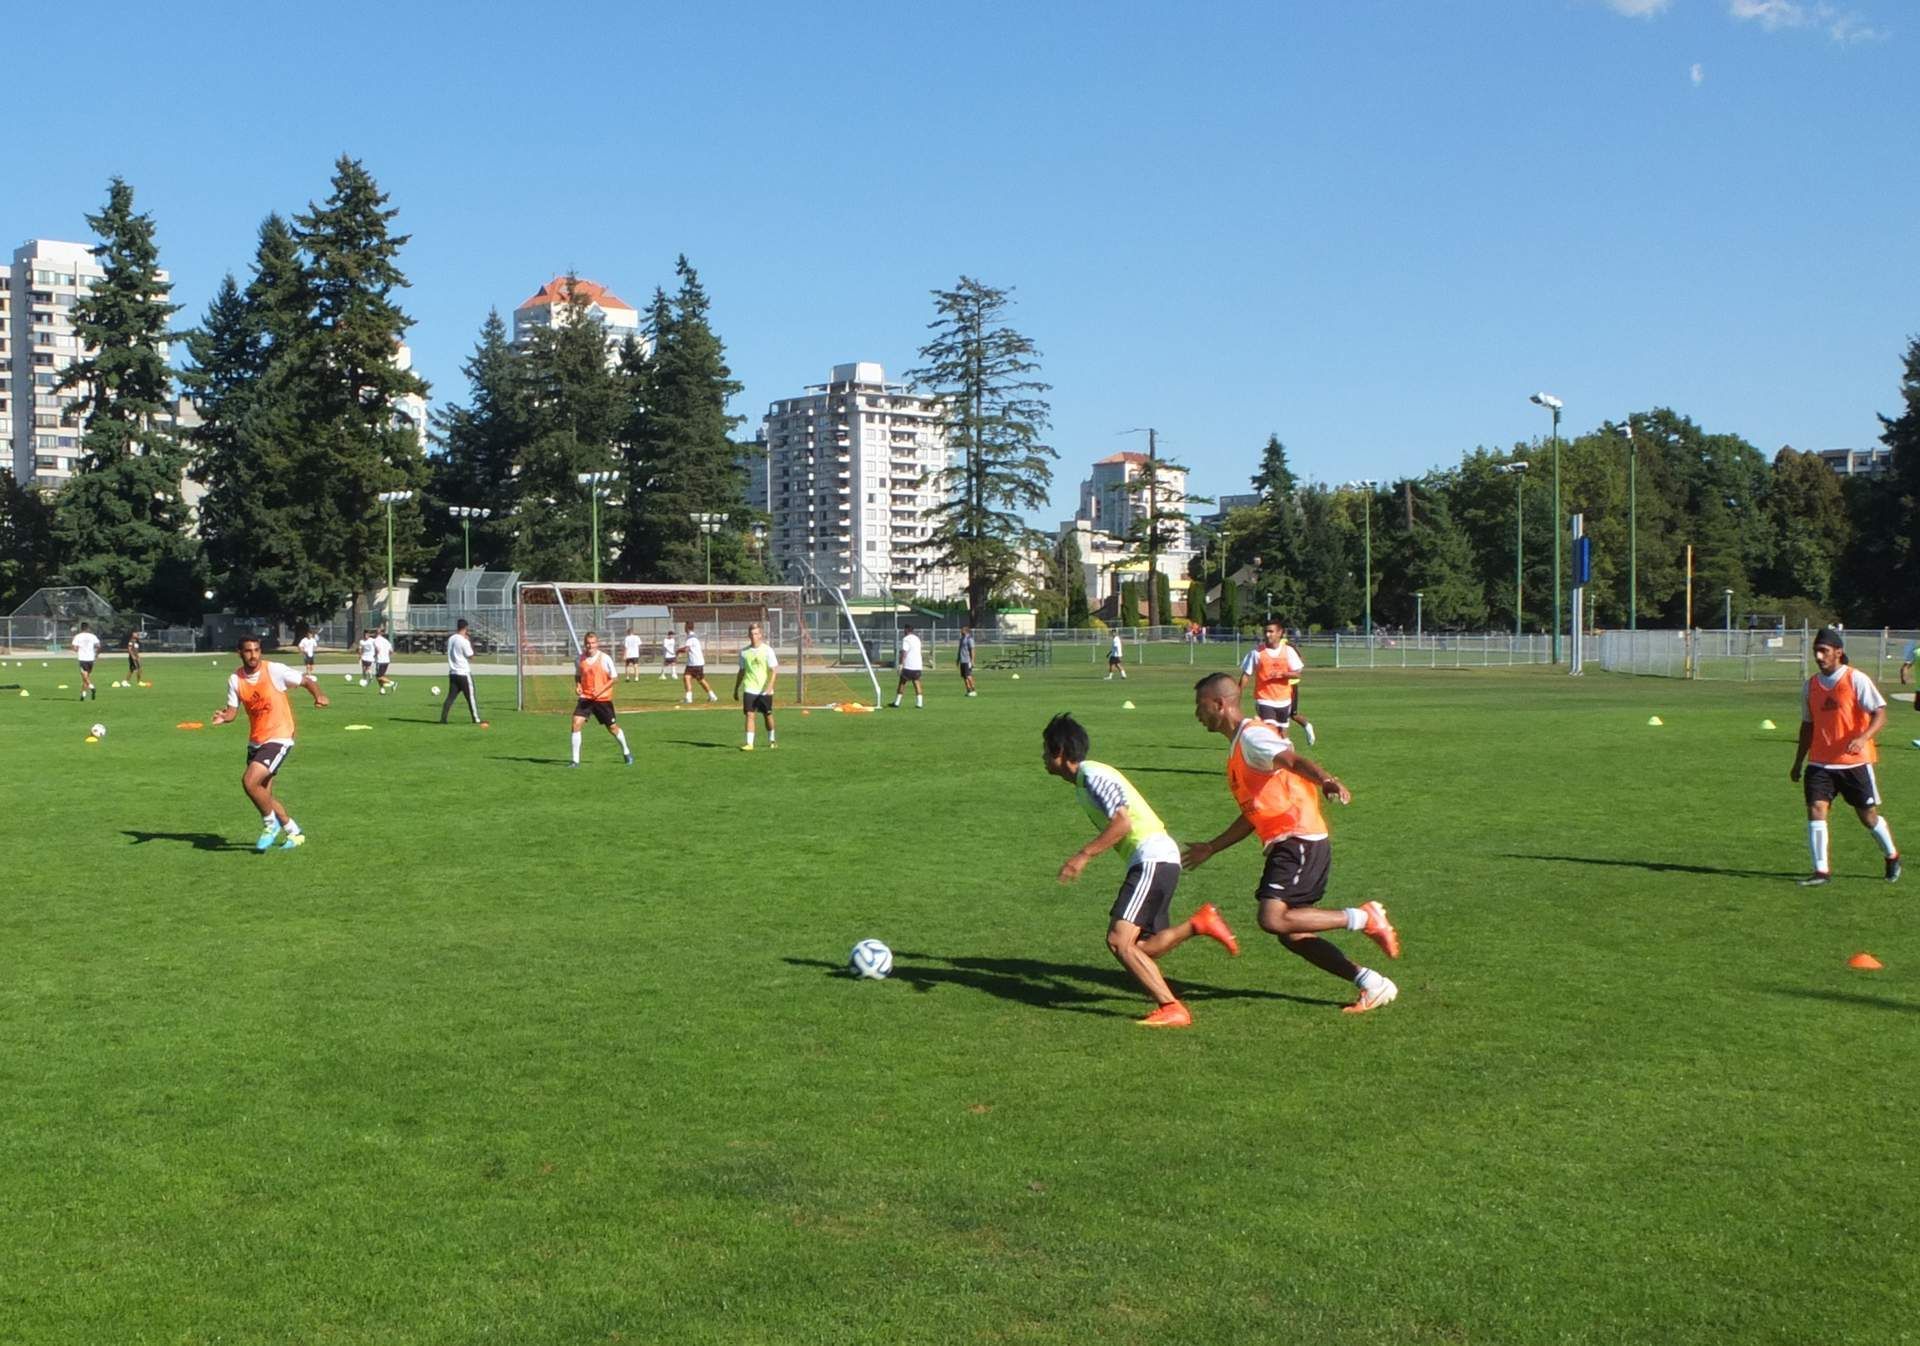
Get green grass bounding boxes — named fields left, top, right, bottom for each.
left=1, top=654, right=1915, bottom=1344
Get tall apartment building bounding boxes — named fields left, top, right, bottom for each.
left=1077, top=451, right=1193, bottom=552
left=6, top=239, right=170, bottom=489
left=512, top=277, right=646, bottom=363
left=761, top=362, right=961, bottom=601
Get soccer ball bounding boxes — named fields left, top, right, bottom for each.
left=342, top=674, right=353, bottom=682
left=90, top=723, right=106, bottom=738
left=849, top=939, right=893, bottom=980
left=359, top=678, right=369, bottom=687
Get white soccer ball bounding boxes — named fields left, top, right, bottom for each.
left=359, top=678, right=368, bottom=687
left=430, top=686, right=441, bottom=695
left=343, top=674, right=353, bottom=682
left=849, top=939, right=893, bottom=980
left=90, top=723, right=106, bottom=738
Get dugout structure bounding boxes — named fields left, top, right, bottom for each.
left=514, top=582, right=879, bottom=713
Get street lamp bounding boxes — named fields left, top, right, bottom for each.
left=1620, top=416, right=1638, bottom=632
left=576, top=472, right=620, bottom=586
left=1496, top=462, right=1530, bottom=640
left=1343, top=479, right=1379, bottom=639
left=375, top=490, right=413, bottom=633
left=448, top=505, right=492, bottom=570
left=1530, top=392, right=1563, bottom=663
left=691, top=511, right=730, bottom=587
left=1724, top=587, right=1734, bottom=654
left=1415, top=590, right=1424, bottom=642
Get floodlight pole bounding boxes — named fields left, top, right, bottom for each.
left=1415, top=590, right=1423, bottom=642
left=1497, top=462, right=1529, bottom=642
left=376, top=490, right=413, bottom=633
left=1531, top=393, right=1563, bottom=664
left=449, top=505, right=493, bottom=570
left=1623, top=418, right=1638, bottom=632
left=577, top=472, right=620, bottom=586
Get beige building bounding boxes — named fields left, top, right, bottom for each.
left=512, top=277, right=647, bottom=365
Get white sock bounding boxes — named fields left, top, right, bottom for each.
left=1870, top=817, right=1897, bottom=857
left=1343, top=907, right=1367, bottom=931
left=768, top=729, right=776, bottom=743
left=683, top=692, right=691, bottom=703
left=261, top=813, right=280, bottom=831
left=892, top=697, right=901, bottom=707
left=282, top=818, right=301, bottom=836
left=571, top=730, right=582, bottom=764
left=1809, top=820, right=1829, bottom=872
left=1354, top=967, right=1384, bottom=991
left=915, top=695, right=923, bottom=707
left=614, top=728, right=630, bottom=755
left=746, top=727, right=756, bottom=746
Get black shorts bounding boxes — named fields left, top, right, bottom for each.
left=1109, top=859, right=1180, bottom=934
left=958, top=661, right=972, bottom=678
left=79, top=661, right=94, bottom=673
left=1805, top=763, right=1880, bottom=810
left=1257, top=836, right=1332, bottom=907
left=743, top=692, right=774, bottom=715
left=375, top=662, right=390, bottom=678
left=1108, top=655, right=1123, bottom=667
left=899, top=668, right=922, bottom=682
left=128, top=655, right=141, bottom=669
left=574, top=698, right=618, bottom=727
left=1256, top=700, right=1295, bottom=725
left=246, top=740, right=293, bottom=777
left=685, top=664, right=705, bottom=680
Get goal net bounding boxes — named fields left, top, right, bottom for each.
left=514, top=582, right=878, bottom=713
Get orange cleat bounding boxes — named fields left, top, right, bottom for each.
left=1189, top=902, right=1240, bottom=956
left=1137, top=1001, right=1193, bottom=1028
left=1342, top=976, right=1398, bottom=1014
left=1360, top=901, right=1401, bottom=959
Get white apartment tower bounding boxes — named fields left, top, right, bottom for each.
left=512, top=277, right=647, bottom=364
left=6, top=239, right=171, bottom=488
left=761, top=362, right=960, bottom=600
left=1078, top=451, right=1192, bottom=552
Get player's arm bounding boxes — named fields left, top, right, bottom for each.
left=731, top=655, right=746, bottom=697
left=1278, top=746, right=1350, bottom=805
left=212, top=678, right=239, bottom=726
left=1846, top=705, right=1886, bottom=758
left=1790, top=719, right=1812, bottom=780
left=1060, top=807, right=1131, bottom=884
left=765, top=656, right=778, bottom=695
left=302, top=673, right=329, bottom=709
left=1183, top=815, right=1253, bottom=870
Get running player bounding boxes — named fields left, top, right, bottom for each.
left=440, top=618, right=484, bottom=725
left=890, top=623, right=924, bottom=708
left=661, top=628, right=677, bottom=680
left=680, top=622, right=718, bottom=703
left=358, top=630, right=377, bottom=683
left=1043, top=712, right=1239, bottom=1028
left=1106, top=629, right=1127, bottom=680
left=622, top=627, right=643, bottom=682
left=296, top=626, right=318, bottom=678
left=1181, top=672, right=1401, bottom=1013
left=71, top=623, right=100, bottom=700
left=1239, top=620, right=1316, bottom=745
left=958, top=625, right=978, bottom=698
left=734, top=621, right=779, bottom=751
left=372, top=626, right=395, bottom=694
left=209, top=635, right=329, bottom=851
left=1791, top=627, right=1900, bottom=884
left=125, top=630, right=143, bottom=685
left=571, top=632, right=633, bottom=766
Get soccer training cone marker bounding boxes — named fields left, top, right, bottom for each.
left=1122, top=700, right=1136, bottom=709
left=1647, top=716, right=1664, bottom=726
left=1848, top=952, right=1884, bottom=970
left=1011, top=673, right=1020, bottom=680
left=84, top=735, right=98, bottom=744
left=1761, top=719, right=1777, bottom=730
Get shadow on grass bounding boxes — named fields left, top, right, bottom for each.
left=663, top=739, right=732, bottom=751
left=1117, top=764, right=1220, bottom=778
left=1503, top=853, right=1792, bottom=880
left=488, top=755, right=572, bottom=767
left=382, top=716, right=449, bottom=724
left=783, top=953, right=1340, bottom=1015
left=1764, top=986, right=1919, bottom=1014
left=121, top=829, right=252, bottom=853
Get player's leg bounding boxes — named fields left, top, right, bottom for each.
left=462, top=674, right=482, bottom=724
left=891, top=673, right=905, bottom=708
left=1847, top=767, right=1899, bottom=878
left=1255, top=839, right=1398, bottom=1009
left=742, top=701, right=756, bottom=749
left=1802, top=772, right=1835, bottom=882
left=763, top=703, right=776, bottom=747
left=569, top=711, right=587, bottom=765
left=440, top=679, right=460, bottom=723
left=601, top=704, right=633, bottom=763
left=1109, top=919, right=1182, bottom=1009
left=702, top=675, right=717, bottom=702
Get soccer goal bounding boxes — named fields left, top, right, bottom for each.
left=514, top=582, right=880, bottom=713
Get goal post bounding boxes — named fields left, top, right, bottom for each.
left=514, top=582, right=877, bottom=713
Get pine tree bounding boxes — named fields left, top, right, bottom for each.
left=426, top=309, right=530, bottom=584
left=0, top=471, right=58, bottom=608
left=48, top=178, right=201, bottom=618
left=1059, top=530, right=1090, bottom=627
left=1251, top=432, right=1298, bottom=501
left=905, top=277, right=1055, bottom=626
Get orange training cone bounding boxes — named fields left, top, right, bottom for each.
left=1848, top=952, right=1884, bottom=971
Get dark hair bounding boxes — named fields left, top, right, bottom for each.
left=903, top=623, right=914, bottom=635
left=455, top=618, right=469, bottom=631
left=237, top=636, right=261, bottom=649
left=1193, top=671, right=1238, bottom=698
left=1043, top=712, right=1089, bottom=763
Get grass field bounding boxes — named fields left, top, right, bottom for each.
left=1, top=653, right=1915, bottom=1344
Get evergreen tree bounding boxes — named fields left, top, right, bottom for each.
left=48, top=178, right=201, bottom=617
left=1297, top=486, right=1360, bottom=629
left=1059, top=531, right=1090, bottom=627
left=0, top=471, right=58, bottom=608
left=1759, top=447, right=1849, bottom=607
left=1219, top=571, right=1242, bottom=630
left=905, top=277, right=1055, bottom=626
left=426, top=309, right=529, bottom=586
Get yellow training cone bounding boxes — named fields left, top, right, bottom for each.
left=1647, top=716, right=1664, bottom=726
left=1122, top=700, right=1137, bottom=709
left=1761, top=719, right=1777, bottom=730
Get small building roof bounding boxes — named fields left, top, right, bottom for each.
left=516, top=277, right=636, bottom=313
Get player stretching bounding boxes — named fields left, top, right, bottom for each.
left=71, top=622, right=100, bottom=700
left=297, top=626, right=318, bottom=678
left=891, top=623, right=924, bottom=708
left=622, top=627, right=642, bottom=682
left=1791, top=627, right=1900, bottom=884
left=571, top=633, right=633, bottom=766
left=680, top=623, right=718, bottom=703
left=958, top=625, right=978, bottom=698
left=126, top=630, right=144, bottom=685
left=1182, top=672, right=1401, bottom=1013
left=1239, top=621, right=1316, bottom=745
left=440, top=618, right=484, bottom=725
left=1043, top=712, right=1239, bottom=1027
left=734, top=622, right=780, bottom=750
left=209, top=636, right=329, bottom=851
left=660, top=628, right=677, bottom=680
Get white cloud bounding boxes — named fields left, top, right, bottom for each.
left=1728, top=0, right=1888, bottom=41
left=1729, top=0, right=1809, bottom=27
left=1827, top=12, right=1888, bottom=42
left=1690, top=61, right=1706, bottom=83
left=1605, top=0, right=1674, bottom=14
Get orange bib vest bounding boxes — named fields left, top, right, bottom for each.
left=1250, top=645, right=1297, bottom=706
left=578, top=653, right=615, bottom=702
left=1806, top=670, right=1877, bottom=766
left=1227, top=718, right=1329, bottom=844
left=235, top=667, right=296, bottom=745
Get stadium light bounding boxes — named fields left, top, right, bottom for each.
left=448, top=505, right=493, bottom=570
left=1415, top=590, right=1423, bottom=642
left=1620, top=417, right=1638, bottom=631
left=577, top=472, right=620, bottom=586
left=1529, top=393, right=1563, bottom=664
left=690, top=511, right=731, bottom=588
left=375, top=490, right=414, bottom=634
left=1496, top=462, right=1529, bottom=640
left=1341, top=480, right=1380, bottom=641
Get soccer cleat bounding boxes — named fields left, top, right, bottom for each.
left=1137, top=1001, right=1193, bottom=1028
left=740, top=744, right=754, bottom=752
left=1796, top=872, right=1830, bottom=887
left=1342, top=977, right=1398, bottom=1014
left=279, top=831, right=305, bottom=851
left=708, top=691, right=718, bottom=702
left=1888, top=855, right=1903, bottom=883
left=1303, top=720, right=1317, bottom=746
left=1360, top=901, right=1401, bottom=959
left=768, top=741, right=778, bottom=750
left=1189, top=902, right=1241, bottom=955
left=254, top=820, right=282, bottom=852
left=566, top=761, right=580, bottom=769
left=623, top=753, right=634, bottom=765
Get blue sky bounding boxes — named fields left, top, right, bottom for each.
left=8, top=0, right=1911, bottom=521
